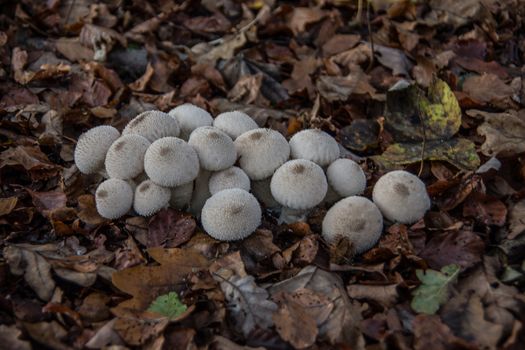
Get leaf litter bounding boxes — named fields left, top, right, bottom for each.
left=1, top=0, right=525, bottom=349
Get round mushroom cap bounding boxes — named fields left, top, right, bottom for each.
left=144, top=137, right=199, bottom=187
left=326, top=158, right=367, bottom=197
left=209, top=166, right=250, bottom=195
left=213, top=111, right=259, bottom=140
left=372, top=170, right=430, bottom=224
left=251, top=177, right=280, bottom=208
left=289, top=129, right=339, bottom=167
left=234, top=128, right=290, bottom=180
left=133, top=180, right=171, bottom=216
left=95, top=178, right=133, bottom=219
left=188, top=126, right=237, bottom=171
left=270, top=159, right=328, bottom=210
left=201, top=188, right=261, bottom=241
left=74, top=125, right=120, bottom=174
left=105, top=135, right=150, bottom=180
left=322, top=196, right=383, bottom=254
left=170, top=181, right=193, bottom=209
left=123, top=110, right=180, bottom=142
left=168, top=103, right=213, bottom=140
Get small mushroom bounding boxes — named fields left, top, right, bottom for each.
left=201, top=188, right=261, bottom=241
left=326, top=158, right=367, bottom=197
left=74, top=125, right=120, bottom=175
left=144, top=137, right=199, bottom=187
left=289, top=129, right=339, bottom=167
left=133, top=180, right=171, bottom=216
left=209, top=166, right=250, bottom=195
left=169, top=181, right=194, bottom=209
left=322, top=196, right=383, bottom=254
left=123, top=110, right=180, bottom=142
left=213, top=111, right=258, bottom=140
left=372, top=170, right=430, bottom=224
left=188, top=126, right=237, bottom=171
left=95, top=178, right=134, bottom=219
left=105, top=134, right=150, bottom=180
left=234, top=128, right=290, bottom=180
left=270, top=159, right=327, bottom=210
left=168, top=103, right=213, bottom=140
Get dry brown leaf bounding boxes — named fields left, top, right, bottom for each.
left=463, top=74, right=515, bottom=107
left=508, top=199, right=525, bottom=239
left=0, top=324, right=32, bottom=350
left=23, top=321, right=69, bottom=350
left=147, top=208, right=196, bottom=248
left=347, top=283, right=399, bottom=307
left=413, top=314, right=477, bottom=350
left=287, top=7, right=327, bottom=35
left=273, top=295, right=318, bottom=349
left=0, top=197, right=17, bottom=216
left=316, top=72, right=376, bottom=102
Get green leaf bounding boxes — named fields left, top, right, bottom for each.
left=147, top=292, right=187, bottom=319
left=371, top=137, right=480, bottom=171
left=411, top=264, right=460, bottom=315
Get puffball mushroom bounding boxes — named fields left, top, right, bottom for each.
left=133, top=180, right=171, bottom=216
left=123, top=110, right=180, bottom=142
left=188, top=126, right=237, bottom=171
left=168, top=103, right=213, bottom=140
left=234, top=128, right=290, bottom=180
left=372, top=170, right=431, bottom=224
left=95, top=178, right=133, bottom=219
left=289, top=129, right=339, bottom=167
left=105, top=134, right=150, bottom=180
left=270, top=159, right=327, bottom=210
left=74, top=125, right=120, bottom=174
left=144, top=137, right=199, bottom=187
left=322, top=196, right=384, bottom=254
left=326, top=158, right=367, bottom=197
left=201, top=188, right=262, bottom=241
left=208, top=166, right=250, bottom=195
left=213, top=111, right=259, bottom=140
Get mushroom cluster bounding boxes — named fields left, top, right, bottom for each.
left=75, top=105, right=431, bottom=254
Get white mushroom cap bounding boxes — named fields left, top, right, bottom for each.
left=251, top=177, right=280, bottom=208
left=189, top=170, right=212, bottom=218
left=289, top=129, right=339, bottom=167
left=270, top=159, right=328, bottom=210
left=322, top=196, right=383, bottom=254
left=188, top=126, right=237, bottom=171
left=170, top=181, right=193, bottom=209
left=213, top=111, right=259, bottom=140
left=372, top=170, right=431, bottom=224
left=123, top=110, right=180, bottom=142
left=168, top=103, right=213, bottom=140
left=105, top=134, right=150, bottom=180
left=95, top=178, right=133, bottom=219
left=133, top=180, right=171, bottom=216
left=74, top=125, right=120, bottom=174
left=208, top=166, right=251, bottom=195
left=201, top=188, right=261, bottom=241
left=326, top=158, right=367, bottom=197
left=234, top=128, right=290, bottom=180
left=144, top=137, right=200, bottom=187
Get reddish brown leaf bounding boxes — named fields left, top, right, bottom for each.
left=147, top=208, right=196, bottom=248
left=27, top=190, right=67, bottom=215
left=413, top=314, right=477, bottom=350
left=463, top=192, right=507, bottom=226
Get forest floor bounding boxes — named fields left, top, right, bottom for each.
left=0, top=0, right=525, bottom=349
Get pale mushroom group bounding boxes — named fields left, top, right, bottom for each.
left=75, top=104, right=431, bottom=254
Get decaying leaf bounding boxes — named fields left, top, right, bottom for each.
left=411, top=264, right=460, bottom=315
left=0, top=324, right=32, bottom=350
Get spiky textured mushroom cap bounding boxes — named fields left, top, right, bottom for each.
left=326, top=158, right=367, bottom=197
left=123, top=110, right=180, bottom=142
left=234, top=128, right=290, bottom=180
left=168, top=103, right=213, bottom=140
left=208, top=166, right=250, bottom=195
left=322, top=196, right=383, bottom=254
left=144, top=137, right=199, bottom=187
left=133, top=180, right=171, bottom=216
left=74, top=125, right=120, bottom=174
left=105, top=134, right=150, bottom=180
left=201, top=188, right=261, bottom=241
left=188, top=126, right=237, bottom=171
left=372, top=170, right=430, bottom=224
left=270, top=159, right=327, bottom=210
left=95, top=178, right=133, bottom=219
left=213, top=111, right=259, bottom=140
left=289, top=129, right=339, bottom=167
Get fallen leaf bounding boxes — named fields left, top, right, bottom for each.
left=78, top=292, right=111, bottom=323
left=340, top=119, right=380, bottom=152
left=147, top=292, right=188, bottom=320
left=373, top=44, right=413, bottom=76
left=462, top=73, right=515, bottom=108
left=412, top=314, right=476, bottom=350
left=508, top=199, right=525, bottom=239
left=322, top=34, right=361, bottom=57
left=114, top=316, right=169, bottom=346
left=147, top=209, right=196, bottom=248
left=468, top=109, right=525, bottom=157
left=0, top=197, right=17, bottom=216
left=77, top=194, right=105, bottom=225
left=463, top=192, right=507, bottom=226
left=347, top=283, right=399, bottom=307
left=287, top=7, right=327, bottom=35
left=210, top=336, right=265, bottom=350
left=0, top=324, right=32, bottom=350
left=85, top=318, right=125, bottom=349
left=23, top=321, right=68, bottom=350
left=316, top=72, right=377, bottom=102
left=0, top=145, right=60, bottom=180
left=4, top=245, right=56, bottom=301
left=411, top=264, right=460, bottom=315
left=27, top=190, right=67, bottom=216
left=273, top=293, right=318, bottom=349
